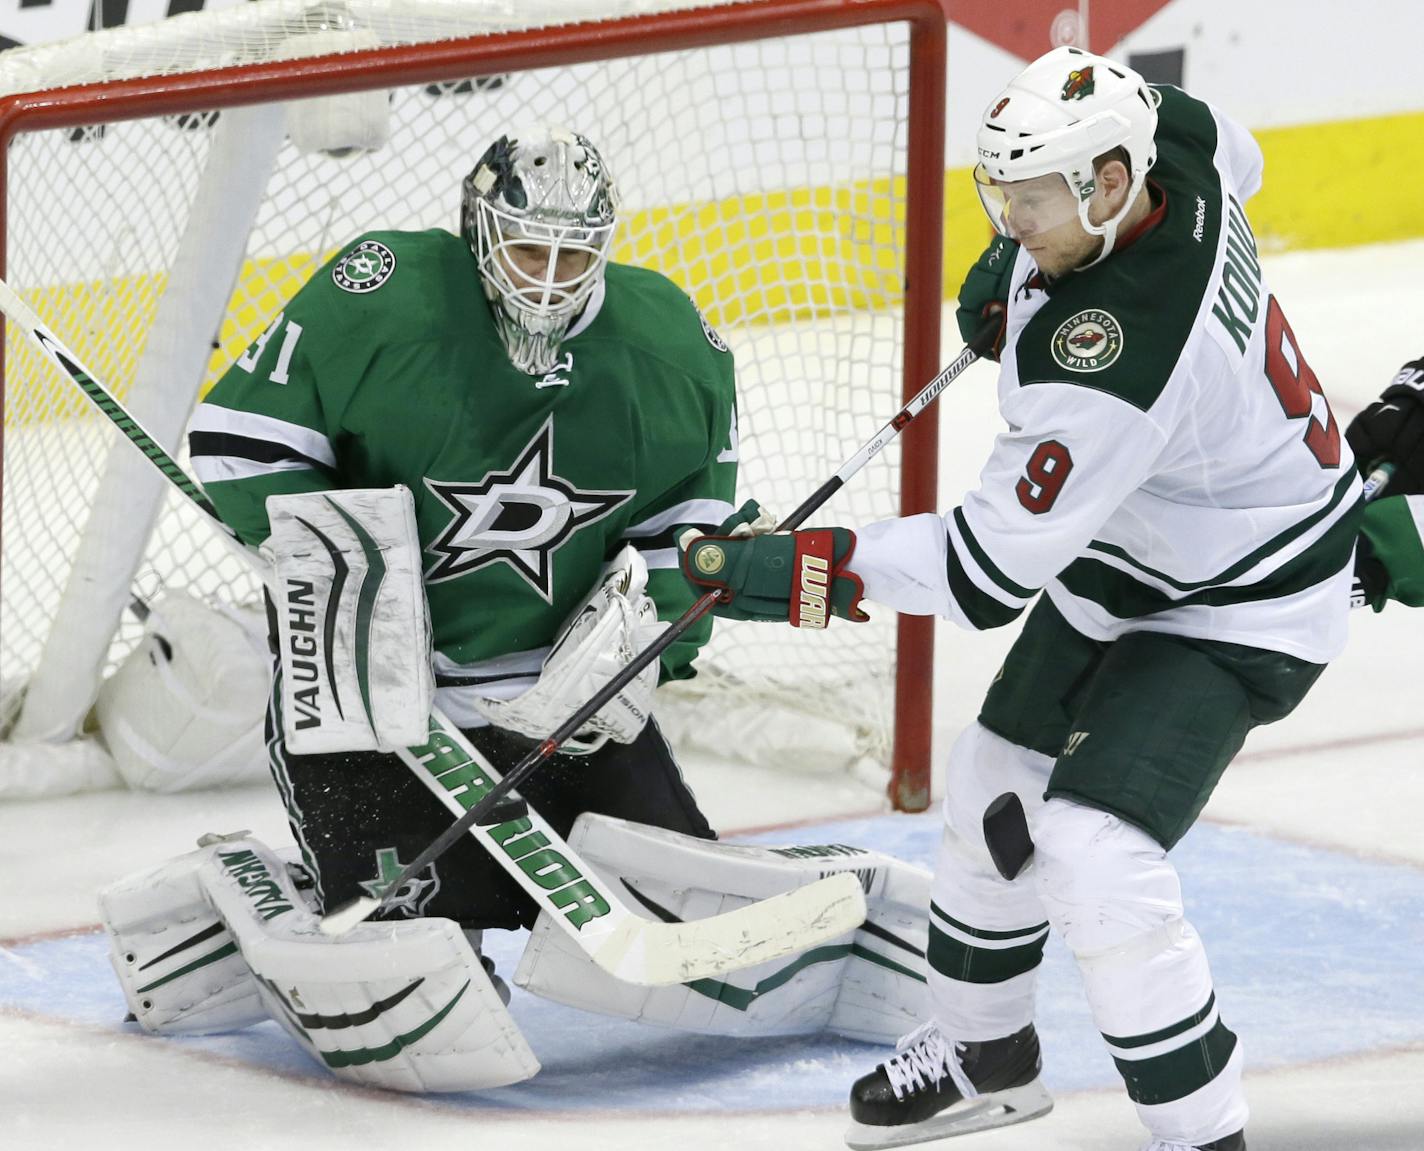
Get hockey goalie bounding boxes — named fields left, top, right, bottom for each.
left=98, top=127, right=930, bottom=1092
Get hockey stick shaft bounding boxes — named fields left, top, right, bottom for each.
left=350, top=323, right=1003, bottom=926
left=1362, top=463, right=1393, bottom=503
left=0, top=278, right=866, bottom=980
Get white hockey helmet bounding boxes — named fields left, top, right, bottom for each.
left=461, top=128, right=618, bottom=375
left=974, top=46, right=1160, bottom=266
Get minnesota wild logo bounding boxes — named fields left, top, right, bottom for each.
left=1051, top=309, right=1123, bottom=373
left=1060, top=66, right=1095, bottom=101
left=332, top=240, right=396, bottom=294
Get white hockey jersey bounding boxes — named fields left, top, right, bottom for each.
left=854, top=86, right=1361, bottom=663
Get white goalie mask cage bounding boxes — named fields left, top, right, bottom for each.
left=462, top=128, right=619, bottom=375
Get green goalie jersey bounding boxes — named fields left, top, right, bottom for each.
left=190, top=229, right=738, bottom=726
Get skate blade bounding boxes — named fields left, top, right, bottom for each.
left=844, top=1080, right=1053, bottom=1150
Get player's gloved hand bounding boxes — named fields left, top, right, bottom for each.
left=707, top=498, right=779, bottom=539
left=956, top=235, right=1019, bottom=361
left=680, top=525, right=869, bottom=627
left=1344, top=356, right=1424, bottom=495
left=1354, top=495, right=1424, bottom=612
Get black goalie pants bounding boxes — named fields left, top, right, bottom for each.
left=266, top=710, right=715, bottom=931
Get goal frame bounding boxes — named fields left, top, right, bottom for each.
left=0, top=0, right=948, bottom=811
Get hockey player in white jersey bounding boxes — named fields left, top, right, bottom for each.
left=681, top=47, right=1362, bottom=1151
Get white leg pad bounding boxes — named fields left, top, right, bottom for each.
left=100, top=840, right=268, bottom=1035
left=199, top=836, right=538, bottom=1092
left=515, top=813, right=928, bottom=1043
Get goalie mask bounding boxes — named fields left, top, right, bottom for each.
left=974, top=46, right=1159, bottom=268
left=462, top=128, right=618, bottom=375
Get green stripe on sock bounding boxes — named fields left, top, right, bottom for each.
left=1103, top=992, right=1216, bottom=1050
left=1112, top=1017, right=1238, bottom=1106
left=930, top=902, right=1049, bottom=942
left=928, top=920, right=1046, bottom=984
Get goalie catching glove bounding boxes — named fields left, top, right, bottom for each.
left=679, top=500, right=869, bottom=628
left=475, top=545, right=664, bottom=753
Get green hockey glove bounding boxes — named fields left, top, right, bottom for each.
left=680, top=527, right=870, bottom=627
left=712, top=498, right=778, bottom=538
left=956, top=235, right=1019, bottom=361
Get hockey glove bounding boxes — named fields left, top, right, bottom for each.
left=707, top=498, right=779, bottom=539
left=681, top=527, right=869, bottom=627
left=1345, top=356, right=1424, bottom=494
left=1355, top=496, right=1424, bottom=612
left=956, top=235, right=1019, bottom=361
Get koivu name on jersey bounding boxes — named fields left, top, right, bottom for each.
left=1210, top=195, right=1263, bottom=357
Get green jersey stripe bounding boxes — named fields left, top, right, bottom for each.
left=1084, top=470, right=1357, bottom=592
left=954, top=507, right=1036, bottom=599
left=946, top=535, right=1027, bottom=630
left=1057, top=494, right=1361, bottom=619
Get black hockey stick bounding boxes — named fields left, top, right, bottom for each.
left=320, top=317, right=1005, bottom=931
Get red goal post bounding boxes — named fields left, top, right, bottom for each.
left=0, top=0, right=948, bottom=809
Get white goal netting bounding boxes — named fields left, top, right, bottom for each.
left=0, top=0, right=939, bottom=796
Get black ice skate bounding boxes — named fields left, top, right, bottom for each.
left=845, top=1021, right=1053, bottom=1149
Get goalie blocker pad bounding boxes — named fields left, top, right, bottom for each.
left=263, top=485, right=433, bottom=755
left=101, top=835, right=537, bottom=1093
left=515, top=813, right=929, bottom=1043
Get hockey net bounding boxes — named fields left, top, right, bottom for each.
left=0, top=0, right=946, bottom=806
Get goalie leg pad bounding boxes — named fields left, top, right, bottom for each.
left=263, top=485, right=433, bottom=756
left=100, top=837, right=276, bottom=1036
left=199, top=836, right=538, bottom=1092
left=514, top=813, right=927, bottom=1044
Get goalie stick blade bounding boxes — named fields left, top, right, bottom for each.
left=317, top=895, right=382, bottom=937
left=592, top=871, right=868, bottom=986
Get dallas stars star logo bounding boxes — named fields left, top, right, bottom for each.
left=423, top=417, right=633, bottom=601
left=358, top=847, right=439, bottom=916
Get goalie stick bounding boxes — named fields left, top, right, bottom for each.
left=0, top=277, right=866, bottom=986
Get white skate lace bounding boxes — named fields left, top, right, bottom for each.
left=882, top=1021, right=979, bottom=1103
left=1138, top=1141, right=1201, bottom=1151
